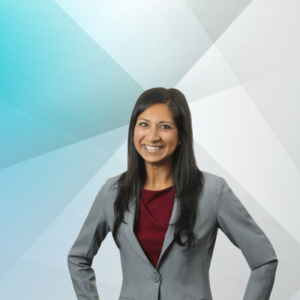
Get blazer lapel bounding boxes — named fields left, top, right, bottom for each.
left=123, top=197, right=152, bottom=266
left=123, top=194, right=188, bottom=270
left=156, top=196, right=188, bottom=269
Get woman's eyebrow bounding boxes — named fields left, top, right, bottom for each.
left=137, top=118, right=175, bottom=125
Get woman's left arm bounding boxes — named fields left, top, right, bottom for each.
left=217, top=177, right=278, bottom=300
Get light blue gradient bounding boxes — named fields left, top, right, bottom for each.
left=0, top=0, right=143, bottom=169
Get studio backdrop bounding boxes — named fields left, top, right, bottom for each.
left=0, top=0, right=299, bottom=299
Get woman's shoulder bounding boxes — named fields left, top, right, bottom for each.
left=102, top=173, right=123, bottom=190
left=196, top=171, right=230, bottom=205
left=201, top=170, right=223, bottom=188
left=97, top=174, right=123, bottom=214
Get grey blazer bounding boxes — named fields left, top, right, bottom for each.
left=67, top=171, right=278, bottom=300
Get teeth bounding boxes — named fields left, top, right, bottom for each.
left=145, top=145, right=163, bottom=150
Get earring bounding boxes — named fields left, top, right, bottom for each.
left=178, top=142, right=181, bottom=145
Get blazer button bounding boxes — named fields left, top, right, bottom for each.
left=151, top=273, right=161, bottom=283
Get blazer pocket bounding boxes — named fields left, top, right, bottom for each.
left=119, top=297, right=135, bottom=300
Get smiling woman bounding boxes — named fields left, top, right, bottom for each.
left=67, top=87, right=278, bottom=300
left=134, top=103, right=181, bottom=189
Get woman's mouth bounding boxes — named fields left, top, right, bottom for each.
left=143, top=145, right=164, bottom=153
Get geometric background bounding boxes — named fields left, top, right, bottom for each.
left=0, top=0, right=299, bottom=299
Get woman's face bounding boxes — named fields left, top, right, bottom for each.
left=134, top=103, right=180, bottom=164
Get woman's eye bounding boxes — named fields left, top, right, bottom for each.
left=161, top=125, right=170, bottom=129
left=139, top=123, right=170, bottom=129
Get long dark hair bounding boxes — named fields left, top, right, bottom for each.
left=112, top=87, right=205, bottom=250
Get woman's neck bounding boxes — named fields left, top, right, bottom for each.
left=144, top=160, right=173, bottom=190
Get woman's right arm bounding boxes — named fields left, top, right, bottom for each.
left=67, top=183, right=111, bottom=300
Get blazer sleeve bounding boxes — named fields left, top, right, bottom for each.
left=216, top=177, right=278, bottom=300
left=67, top=183, right=111, bottom=300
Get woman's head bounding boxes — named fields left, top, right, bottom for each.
left=128, top=87, right=194, bottom=173
left=133, top=103, right=179, bottom=166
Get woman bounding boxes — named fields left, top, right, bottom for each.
left=67, top=88, right=278, bottom=300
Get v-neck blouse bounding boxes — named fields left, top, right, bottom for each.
left=133, top=185, right=175, bottom=268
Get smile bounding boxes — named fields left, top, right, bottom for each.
left=144, top=145, right=163, bottom=150
left=143, top=145, right=164, bottom=153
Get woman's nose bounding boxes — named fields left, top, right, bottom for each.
left=147, top=127, right=160, bottom=141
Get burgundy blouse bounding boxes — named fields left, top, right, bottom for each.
left=133, top=185, right=175, bottom=268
